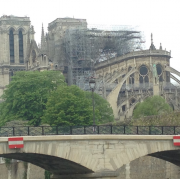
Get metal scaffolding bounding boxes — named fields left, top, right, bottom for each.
left=63, top=25, right=144, bottom=89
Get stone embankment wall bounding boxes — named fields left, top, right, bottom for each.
left=0, top=156, right=179, bottom=179
left=0, top=162, right=44, bottom=179
left=117, top=156, right=180, bottom=179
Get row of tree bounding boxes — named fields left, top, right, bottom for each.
left=0, top=70, right=174, bottom=127
left=0, top=71, right=114, bottom=126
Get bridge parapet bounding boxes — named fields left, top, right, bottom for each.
left=0, top=135, right=179, bottom=179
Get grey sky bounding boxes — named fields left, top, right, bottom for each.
left=1, top=0, right=180, bottom=70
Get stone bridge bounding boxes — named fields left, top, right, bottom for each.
left=0, top=135, right=179, bottom=179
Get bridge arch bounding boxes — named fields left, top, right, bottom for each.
left=0, top=153, right=92, bottom=176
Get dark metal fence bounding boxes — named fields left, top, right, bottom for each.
left=0, top=125, right=180, bottom=136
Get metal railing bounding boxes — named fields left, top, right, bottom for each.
left=0, top=125, right=180, bottom=136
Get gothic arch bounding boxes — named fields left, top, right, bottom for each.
left=117, top=96, right=137, bottom=116
left=18, top=27, right=26, bottom=34
left=117, top=100, right=127, bottom=112
left=139, top=65, right=149, bottom=84
left=7, top=27, right=16, bottom=33
left=18, top=28, right=24, bottom=63
left=156, top=63, right=163, bottom=75
left=156, top=63, right=163, bottom=82
left=9, top=28, right=15, bottom=63
left=139, top=64, right=149, bottom=76
left=107, top=67, right=137, bottom=119
left=129, top=97, right=136, bottom=106
left=128, top=66, right=135, bottom=85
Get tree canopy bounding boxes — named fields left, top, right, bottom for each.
left=0, top=70, right=114, bottom=127
left=0, top=70, right=65, bottom=126
left=42, top=85, right=114, bottom=126
left=85, top=91, right=114, bottom=124
left=133, top=96, right=173, bottom=119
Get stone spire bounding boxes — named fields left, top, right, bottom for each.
left=159, top=43, right=162, bottom=50
left=149, top=33, right=156, bottom=50
left=41, top=23, right=46, bottom=53
left=151, top=33, right=153, bottom=44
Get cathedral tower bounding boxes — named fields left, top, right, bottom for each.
left=0, top=15, right=34, bottom=96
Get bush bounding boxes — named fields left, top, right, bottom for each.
left=133, top=96, right=172, bottom=119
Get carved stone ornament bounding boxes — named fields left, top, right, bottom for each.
left=0, top=21, right=30, bottom=26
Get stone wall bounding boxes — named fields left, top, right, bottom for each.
left=0, top=156, right=179, bottom=179
left=27, top=163, right=44, bottom=179
left=116, top=156, right=180, bottom=179
left=0, top=162, right=8, bottom=179
left=0, top=162, right=44, bottom=179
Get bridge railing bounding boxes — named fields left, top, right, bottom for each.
left=0, top=126, right=180, bottom=136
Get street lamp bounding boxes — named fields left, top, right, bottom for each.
left=89, top=79, right=96, bottom=126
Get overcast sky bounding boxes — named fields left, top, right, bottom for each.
left=1, top=0, right=180, bottom=70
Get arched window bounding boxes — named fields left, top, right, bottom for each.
left=144, top=76, right=149, bottom=83
left=139, top=65, right=149, bottom=85
left=159, top=76, right=163, bottom=82
left=129, top=98, right=136, bottom=106
left=139, top=76, right=143, bottom=83
left=156, top=64, right=163, bottom=82
left=9, top=29, right=14, bottom=63
left=19, top=30, right=24, bottom=63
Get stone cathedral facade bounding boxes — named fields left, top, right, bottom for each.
left=0, top=15, right=86, bottom=96
left=0, top=15, right=46, bottom=96
left=0, top=15, right=32, bottom=96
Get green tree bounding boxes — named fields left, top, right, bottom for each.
left=85, top=91, right=114, bottom=124
left=42, top=85, right=92, bottom=126
left=0, top=70, right=65, bottom=126
left=133, top=96, right=172, bottom=119
left=42, top=85, right=114, bottom=126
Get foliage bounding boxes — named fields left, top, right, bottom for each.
left=42, top=85, right=114, bottom=126
left=133, top=96, right=172, bottom=119
left=44, top=170, right=52, bottom=179
left=3, top=158, right=12, bottom=169
left=85, top=91, right=114, bottom=124
left=0, top=70, right=65, bottom=126
left=131, top=112, right=180, bottom=126
left=42, top=85, right=93, bottom=126
left=103, top=111, right=180, bottom=127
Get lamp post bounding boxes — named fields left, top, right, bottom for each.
left=89, top=79, right=96, bottom=126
